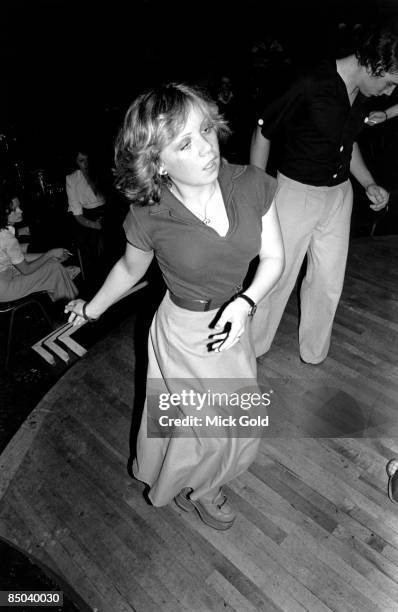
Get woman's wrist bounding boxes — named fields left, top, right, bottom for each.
left=233, top=294, right=257, bottom=317
left=383, top=110, right=388, bottom=121
left=81, top=301, right=100, bottom=322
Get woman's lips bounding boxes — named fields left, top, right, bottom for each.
left=203, top=157, right=218, bottom=171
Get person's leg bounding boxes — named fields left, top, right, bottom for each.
left=252, top=176, right=316, bottom=358
left=299, top=181, right=353, bottom=364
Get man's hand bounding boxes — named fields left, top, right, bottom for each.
left=365, top=110, right=388, bottom=126
left=365, top=184, right=389, bottom=211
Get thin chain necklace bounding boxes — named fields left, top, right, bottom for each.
left=171, top=183, right=216, bottom=224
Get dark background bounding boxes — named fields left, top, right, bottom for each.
left=2, top=0, right=398, bottom=239
left=2, top=0, right=398, bottom=166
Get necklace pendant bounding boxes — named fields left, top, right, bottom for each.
left=203, top=217, right=211, bottom=224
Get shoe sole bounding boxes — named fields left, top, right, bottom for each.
left=174, top=493, right=235, bottom=530
left=386, top=460, right=398, bottom=503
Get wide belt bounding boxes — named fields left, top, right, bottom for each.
left=169, top=291, right=237, bottom=312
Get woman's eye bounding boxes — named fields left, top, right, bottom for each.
left=202, top=123, right=213, bottom=133
left=180, top=140, right=190, bottom=151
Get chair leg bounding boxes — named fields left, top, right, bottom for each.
left=3, top=299, right=54, bottom=370
left=33, top=299, right=55, bottom=330
left=76, top=247, right=86, bottom=281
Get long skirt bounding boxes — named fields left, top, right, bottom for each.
left=133, top=291, right=261, bottom=507
left=0, top=259, right=78, bottom=302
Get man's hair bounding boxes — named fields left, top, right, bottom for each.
left=355, top=19, right=398, bottom=76
left=114, top=82, right=230, bottom=205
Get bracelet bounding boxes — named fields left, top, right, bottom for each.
left=383, top=110, right=388, bottom=121
left=234, top=293, right=257, bottom=317
left=81, top=301, right=99, bottom=322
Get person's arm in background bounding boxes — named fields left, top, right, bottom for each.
left=250, top=127, right=272, bottom=170
left=73, top=213, right=101, bottom=230
left=350, top=142, right=389, bottom=211
left=15, top=248, right=71, bottom=274
left=366, top=102, right=398, bottom=125
left=4, top=227, right=69, bottom=274
left=65, top=175, right=101, bottom=230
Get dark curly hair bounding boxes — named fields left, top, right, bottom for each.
left=0, top=182, right=13, bottom=230
left=355, top=19, right=398, bottom=76
left=114, top=82, right=230, bottom=206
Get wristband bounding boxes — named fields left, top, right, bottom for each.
left=234, top=293, right=257, bottom=317
left=383, top=110, right=388, bottom=121
left=81, top=301, right=99, bottom=322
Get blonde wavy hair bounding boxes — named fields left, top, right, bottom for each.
left=114, top=82, right=230, bottom=205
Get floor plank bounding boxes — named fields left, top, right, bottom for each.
left=1, top=236, right=398, bottom=611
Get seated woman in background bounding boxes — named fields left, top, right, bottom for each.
left=0, top=192, right=78, bottom=303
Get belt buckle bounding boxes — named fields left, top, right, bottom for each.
left=198, top=299, right=211, bottom=311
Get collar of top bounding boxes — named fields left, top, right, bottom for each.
left=149, top=161, right=244, bottom=217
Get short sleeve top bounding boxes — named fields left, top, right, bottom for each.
left=257, top=59, right=370, bottom=186
left=123, top=162, right=277, bottom=302
left=65, top=170, right=105, bottom=216
left=0, top=228, right=24, bottom=273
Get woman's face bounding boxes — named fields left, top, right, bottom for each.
left=7, top=198, right=23, bottom=225
left=159, top=105, right=220, bottom=190
left=76, top=152, right=89, bottom=172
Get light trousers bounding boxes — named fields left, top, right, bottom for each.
left=252, top=173, right=353, bottom=364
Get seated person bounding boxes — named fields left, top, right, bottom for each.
left=10, top=196, right=31, bottom=249
left=0, top=192, right=78, bottom=303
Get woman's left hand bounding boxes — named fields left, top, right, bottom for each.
left=208, top=298, right=251, bottom=352
left=64, top=299, right=87, bottom=326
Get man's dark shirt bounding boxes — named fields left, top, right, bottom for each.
left=258, top=58, right=371, bottom=186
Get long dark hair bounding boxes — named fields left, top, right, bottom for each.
left=73, top=148, right=103, bottom=196
left=0, top=180, right=13, bottom=230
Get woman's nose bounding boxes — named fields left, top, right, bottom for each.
left=199, top=135, right=213, bottom=155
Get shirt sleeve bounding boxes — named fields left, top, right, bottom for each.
left=66, top=174, right=83, bottom=216
left=258, top=75, right=308, bottom=140
left=4, top=231, right=24, bottom=265
left=123, top=206, right=154, bottom=252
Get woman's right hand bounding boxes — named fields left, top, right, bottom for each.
left=64, top=299, right=87, bottom=326
left=48, top=248, right=72, bottom=262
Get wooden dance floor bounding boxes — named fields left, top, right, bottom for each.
left=1, top=235, right=398, bottom=612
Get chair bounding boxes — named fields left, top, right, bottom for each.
left=69, top=239, right=86, bottom=281
left=0, top=291, right=55, bottom=370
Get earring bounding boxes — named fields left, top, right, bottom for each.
left=159, top=167, right=168, bottom=176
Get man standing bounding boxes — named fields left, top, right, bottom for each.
left=250, top=21, right=397, bottom=364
